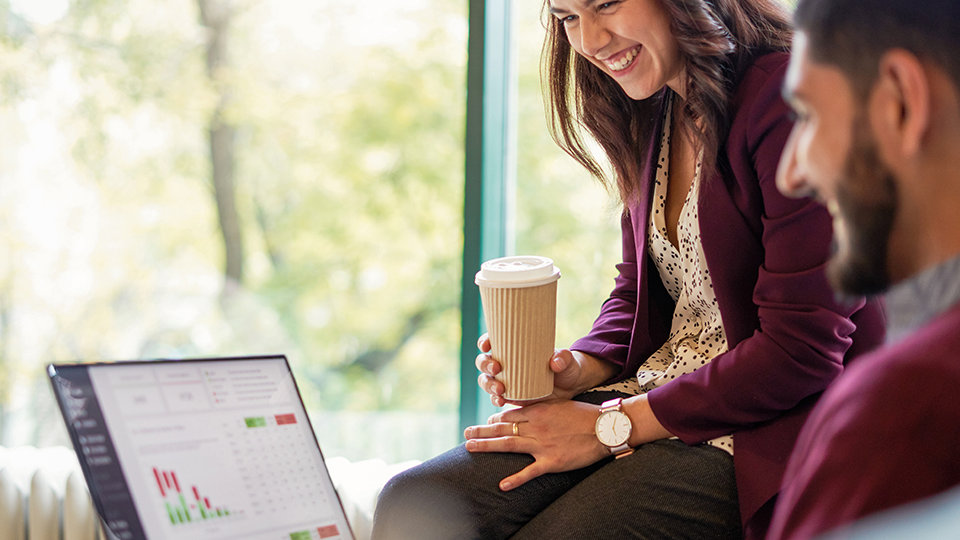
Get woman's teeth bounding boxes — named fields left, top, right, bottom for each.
left=605, top=47, right=639, bottom=72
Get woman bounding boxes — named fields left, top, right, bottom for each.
left=372, top=0, right=884, bottom=538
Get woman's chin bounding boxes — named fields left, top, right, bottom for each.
left=620, top=84, right=664, bottom=101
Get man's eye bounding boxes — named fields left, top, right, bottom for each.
left=787, top=109, right=809, bottom=123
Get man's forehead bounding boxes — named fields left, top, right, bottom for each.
left=784, top=32, right=850, bottom=105
left=784, top=32, right=860, bottom=121
left=784, top=32, right=812, bottom=101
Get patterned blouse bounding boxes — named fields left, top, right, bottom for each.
left=592, top=101, right=734, bottom=454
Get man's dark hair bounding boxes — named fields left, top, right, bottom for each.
left=794, top=0, right=960, bottom=96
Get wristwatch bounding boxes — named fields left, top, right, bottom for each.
left=595, top=397, right=634, bottom=459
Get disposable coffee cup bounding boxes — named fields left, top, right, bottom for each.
left=475, top=255, right=561, bottom=401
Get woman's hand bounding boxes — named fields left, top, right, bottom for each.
left=464, top=394, right=673, bottom=491
left=475, top=334, right=613, bottom=407
left=463, top=399, right=608, bottom=491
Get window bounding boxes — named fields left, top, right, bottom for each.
left=0, top=0, right=465, bottom=462
left=0, top=0, right=619, bottom=463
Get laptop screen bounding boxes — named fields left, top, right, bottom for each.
left=48, top=355, right=354, bottom=540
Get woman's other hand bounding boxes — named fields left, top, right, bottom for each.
left=463, top=394, right=672, bottom=491
left=475, top=334, right=609, bottom=407
left=463, top=399, right=608, bottom=490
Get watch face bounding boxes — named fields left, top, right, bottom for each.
left=596, top=411, right=631, bottom=447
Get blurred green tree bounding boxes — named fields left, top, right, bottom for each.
left=0, top=0, right=465, bottom=459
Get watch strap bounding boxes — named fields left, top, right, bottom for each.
left=609, top=442, right=633, bottom=458
left=599, top=397, right=624, bottom=413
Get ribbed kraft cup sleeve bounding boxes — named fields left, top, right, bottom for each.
left=479, top=281, right=557, bottom=401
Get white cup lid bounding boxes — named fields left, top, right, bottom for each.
left=475, top=256, right=561, bottom=288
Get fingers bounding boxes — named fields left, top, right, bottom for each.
left=462, top=415, right=555, bottom=491
left=474, top=352, right=501, bottom=376
left=476, top=333, right=491, bottom=352
left=477, top=373, right=505, bottom=405
left=476, top=335, right=514, bottom=405
left=464, top=428, right=533, bottom=455
left=499, top=462, right=547, bottom=491
left=486, top=410, right=526, bottom=425
left=551, top=348, right=583, bottom=375
left=463, top=434, right=549, bottom=491
left=551, top=349, right=572, bottom=373
left=476, top=347, right=505, bottom=405
left=463, top=420, right=522, bottom=440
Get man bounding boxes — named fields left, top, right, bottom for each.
left=821, top=485, right=960, bottom=539
left=767, top=0, right=960, bottom=538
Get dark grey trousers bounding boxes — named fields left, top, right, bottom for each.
left=371, top=392, right=741, bottom=540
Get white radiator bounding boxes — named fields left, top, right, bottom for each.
left=0, top=446, right=103, bottom=540
left=0, top=446, right=418, bottom=540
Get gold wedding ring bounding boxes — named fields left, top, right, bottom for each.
left=512, top=422, right=520, bottom=436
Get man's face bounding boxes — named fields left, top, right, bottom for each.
left=778, top=33, right=897, bottom=296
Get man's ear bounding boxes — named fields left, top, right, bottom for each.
left=873, top=49, right=930, bottom=157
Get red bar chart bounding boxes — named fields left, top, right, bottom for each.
left=152, top=466, right=233, bottom=525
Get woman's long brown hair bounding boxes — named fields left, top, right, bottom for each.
left=542, top=0, right=792, bottom=204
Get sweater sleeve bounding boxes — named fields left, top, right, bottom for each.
left=769, top=343, right=960, bottom=540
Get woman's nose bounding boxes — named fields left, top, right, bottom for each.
left=579, top=17, right=610, bottom=57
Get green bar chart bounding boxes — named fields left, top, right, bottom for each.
left=153, top=466, right=232, bottom=525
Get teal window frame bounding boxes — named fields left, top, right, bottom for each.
left=460, top=0, right=514, bottom=433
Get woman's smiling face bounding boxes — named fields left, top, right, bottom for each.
left=549, top=0, right=685, bottom=100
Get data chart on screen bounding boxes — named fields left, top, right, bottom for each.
left=86, top=358, right=350, bottom=540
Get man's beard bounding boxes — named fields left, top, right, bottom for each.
left=827, top=122, right=898, bottom=297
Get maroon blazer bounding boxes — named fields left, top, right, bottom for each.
left=570, top=52, right=886, bottom=537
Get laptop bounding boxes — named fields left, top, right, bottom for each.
left=48, top=355, right=355, bottom=540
